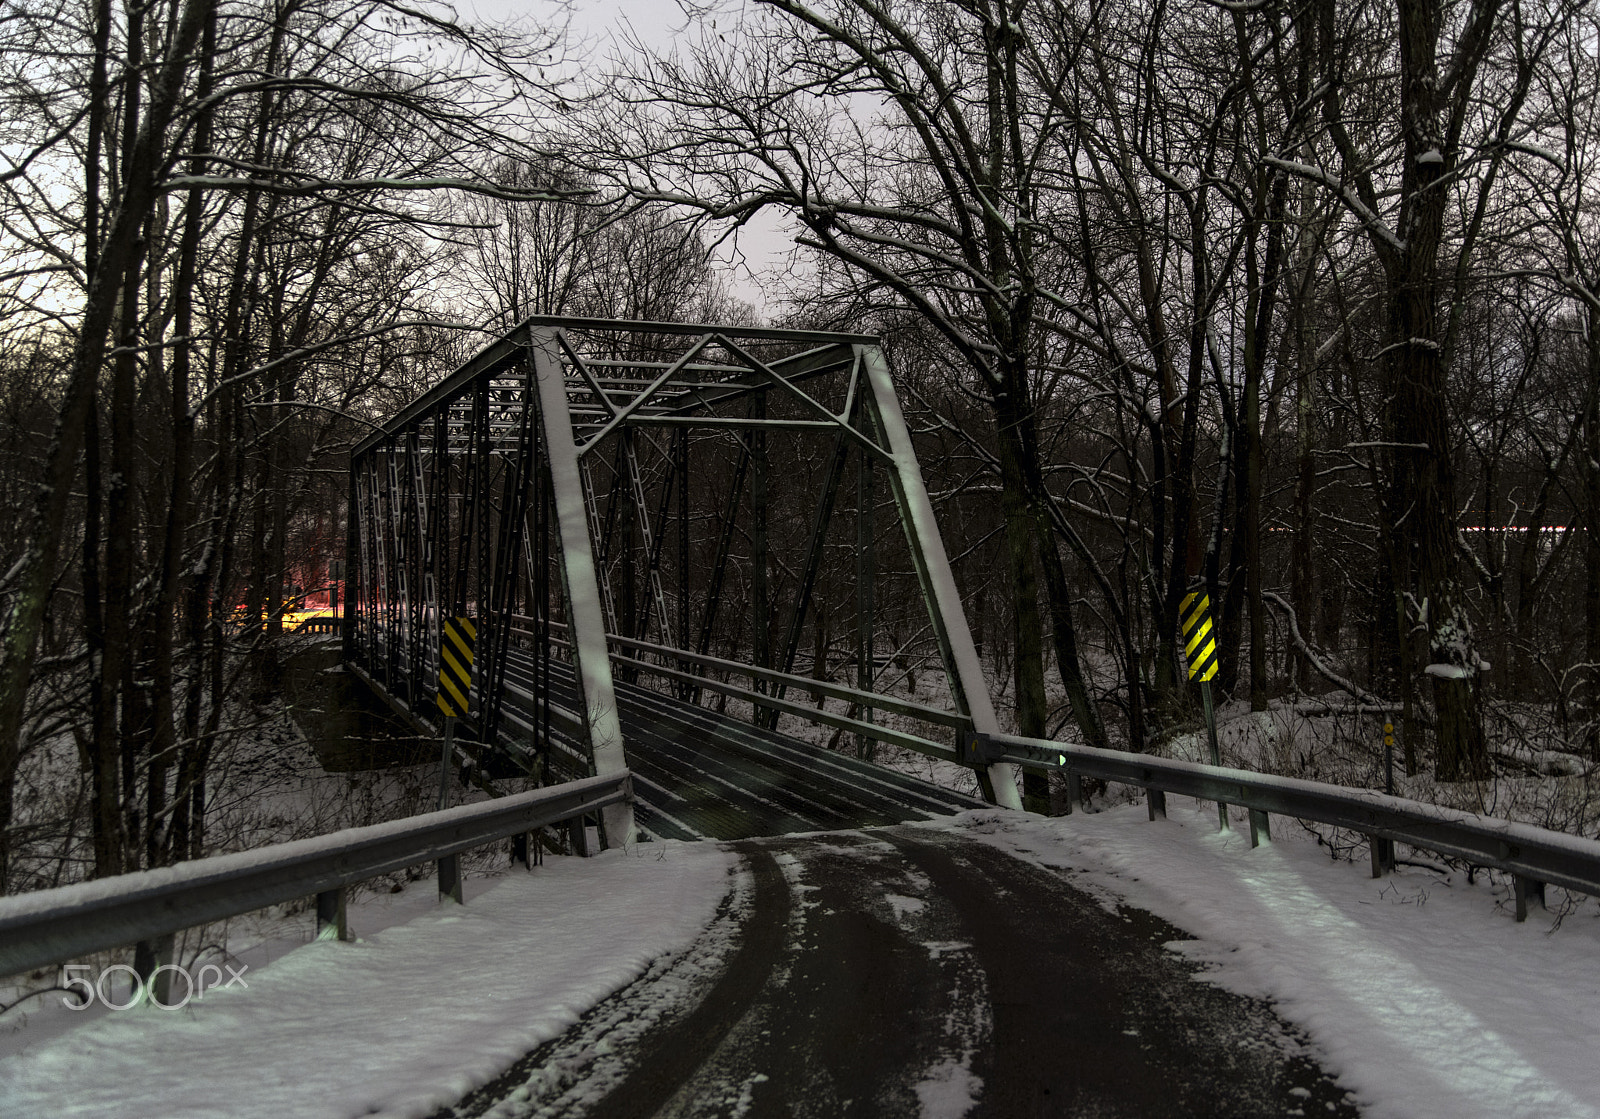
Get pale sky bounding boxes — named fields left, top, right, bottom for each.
left=461, top=0, right=801, bottom=317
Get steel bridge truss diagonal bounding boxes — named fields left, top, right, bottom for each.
left=346, top=317, right=1020, bottom=847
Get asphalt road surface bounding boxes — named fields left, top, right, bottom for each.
left=436, top=828, right=1361, bottom=1119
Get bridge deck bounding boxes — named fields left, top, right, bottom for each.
left=498, top=653, right=985, bottom=841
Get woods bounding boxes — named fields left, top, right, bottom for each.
left=3, top=0, right=1600, bottom=893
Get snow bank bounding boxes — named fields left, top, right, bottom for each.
left=0, top=841, right=733, bottom=1119
left=921, top=803, right=1600, bottom=1119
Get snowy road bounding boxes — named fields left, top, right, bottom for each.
left=8, top=801, right=1595, bottom=1118
left=437, top=828, right=1359, bottom=1119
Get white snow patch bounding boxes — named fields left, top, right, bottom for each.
left=885, top=893, right=926, bottom=922
left=914, top=1055, right=983, bottom=1119
left=729, top=1071, right=769, bottom=1118
left=0, top=841, right=733, bottom=1119
left=922, top=804, right=1600, bottom=1119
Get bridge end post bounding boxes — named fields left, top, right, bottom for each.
left=529, top=328, right=636, bottom=849
left=861, top=346, right=1021, bottom=812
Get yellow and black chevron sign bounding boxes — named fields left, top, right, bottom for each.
left=437, top=616, right=476, bottom=718
left=1179, top=592, right=1219, bottom=683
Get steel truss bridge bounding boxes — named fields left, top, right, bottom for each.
left=9, top=317, right=1600, bottom=1078
left=344, top=317, right=1019, bottom=845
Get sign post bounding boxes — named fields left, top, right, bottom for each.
left=1180, top=591, right=1227, bottom=830
left=1383, top=720, right=1395, bottom=796
left=1373, top=720, right=1397, bottom=876
left=435, top=616, right=475, bottom=903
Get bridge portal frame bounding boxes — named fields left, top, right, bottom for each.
left=347, top=317, right=1021, bottom=848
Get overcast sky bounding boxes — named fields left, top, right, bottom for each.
left=459, top=0, right=798, bottom=317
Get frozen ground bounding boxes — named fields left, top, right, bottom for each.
left=2, top=797, right=1598, bottom=1118
left=0, top=841, right=735, bottom=1119
left=926, top=800, right=1600, bottom=1119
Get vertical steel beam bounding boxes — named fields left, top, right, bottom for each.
left=751, top=390, right=770, bottom=724
left=530, top=329, right=634, bottom=847
left=371, top=454, right=395, bottom=691
left=405, top=432, right=429, bottom=708
left=856, top=441, right=875, bottom=760
left=768, top=430, right=850, bottom=724
left=472, top=374, right=491, bottom=720
left=622, top=431, right=676, bottom=649
left=425, top=411, right=449, bottom=702
left=409, top=430, right=433, bottom=698
left=536, top=445, right=553, bottom=779
left=481, top=360, right=536, bottom=749
left=578, top=458, right=622, bottom=635
left=358, top=461, right=380, bottom=676
left=860, top=345, right=1020, bottom=810
left=676, top=428, right=690, bottom=698
left=694, top=439, right=751, bottom=670
left=343, top=455, right=359, bottom=659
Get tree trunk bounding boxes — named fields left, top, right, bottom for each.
left=0, top=0, right=211, bottom=892
left=1583, top=311, right=1600, bottom=759
left=1385, top=0, right=1490, bottom=781
left=993, top=378, right=1050, bottom=812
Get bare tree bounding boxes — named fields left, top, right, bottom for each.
left=587, top=0, right=1111, bottom=810
left=0, top=0, right=574, bottom=888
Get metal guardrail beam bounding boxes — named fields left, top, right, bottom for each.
left=0, top=773, right=632, bottom=980
left=965, top=731, right=1600, bottom=902
left=606, top=650, right=960, bottom=763
left=516, top=618, right=973, bottom=731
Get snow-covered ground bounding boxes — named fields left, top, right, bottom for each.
left=0, top=841, right=735, bottom=1119
left=928, top=801, right=1600, bottom=1119
left=3, top=798, right=1598, bottom=1119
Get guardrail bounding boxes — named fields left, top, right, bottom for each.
left=964, top=731, right=1600, bottom=922
left=0, top=772, right=632, bottom=988
left=507, top=616, right=974, bottom=763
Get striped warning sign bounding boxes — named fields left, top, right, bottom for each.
left=1179, top=592, right=1219, bottom=682
left=436, top=616, right=476, bottom=718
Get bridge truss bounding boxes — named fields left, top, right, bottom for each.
left=345, top=318, right=1018, bottom=845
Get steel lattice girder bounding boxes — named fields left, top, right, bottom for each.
left=346, top=317, right=1021, bottom=844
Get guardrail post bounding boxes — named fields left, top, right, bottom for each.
left=1370, top=836, right=1394, bottom=878
left=1514, top=876, right=1546, bottom=922
left=567, top=815, right=594, bottom=857
left=1065, top=771, right=1082, bottom=814
left=316, top=888, right=348, bottom=940
left=1146, top=777, right=1166, bottom=821
left=133, top=932, right=175, bottom=1007
left=438, top=854, right=463, bottom=904
left=1248, top=809, right=1270, bottom=847
left=511, top=832, right=530, bottom=870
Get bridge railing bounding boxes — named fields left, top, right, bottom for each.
left=966, top=730, right=1600, bottom=921
left=0, top=773, right=632, bottom=988
left=509, top=616, right=973, bottom=762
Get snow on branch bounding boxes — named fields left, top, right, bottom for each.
left=1263, top=156, right=1406, bottom=257
left=1262, top=591, right=1393, bottom=709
